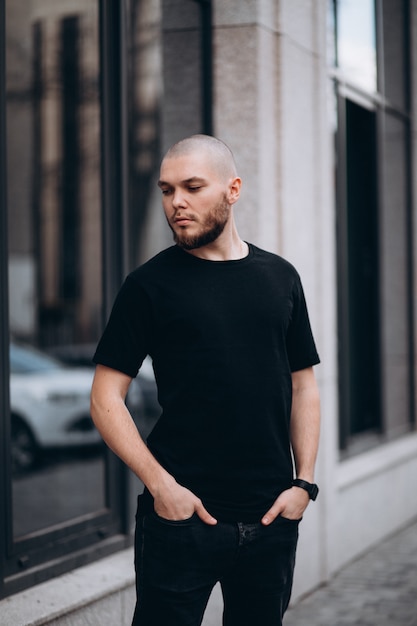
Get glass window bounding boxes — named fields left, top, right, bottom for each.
left=336, top=0, right=377, bottom=92
left=331, top=0, right=413, bottom=454
left=340, top=99, right=381, bottom=448
left=6, top=0, right=105, bottom=538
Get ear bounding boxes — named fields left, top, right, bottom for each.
left=227, top=176, right=242, bottom=205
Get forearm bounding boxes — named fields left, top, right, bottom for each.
left=90, top=366, right=216, bottom=522
left=290, top=368, right=320, bottom=482
left=90, top=367, right=174, bottom=496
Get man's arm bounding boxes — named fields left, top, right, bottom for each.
left=90, top=364, right=217, bottom=524
left=261, top=366, right=320, bottom=525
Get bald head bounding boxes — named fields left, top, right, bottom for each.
left=162, top=134, right=238, bottom=182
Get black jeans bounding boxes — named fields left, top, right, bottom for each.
left=132, top=508, right=299, bottom=626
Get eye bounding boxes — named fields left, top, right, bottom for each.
left=188, top=186, right=201, bottom=192
left=160, top=187, right=172, bottom=196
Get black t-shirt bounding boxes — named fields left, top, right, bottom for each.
left=93, top=243, right=320, bottom=521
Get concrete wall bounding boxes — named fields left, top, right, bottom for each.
left=1, top=550, right=136, bottom=626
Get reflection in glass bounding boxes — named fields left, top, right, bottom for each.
left=327, top=0, right=337, bottom=67
left=6, top=0, right=105, bottom=538
left=10, top=342, right=101, bottom=474
left=336, top=0, right=377, bottom=92
left=126, top=0, right=204, bottom=268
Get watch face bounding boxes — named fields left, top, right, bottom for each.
left=310, top=484, right=319, bottom=501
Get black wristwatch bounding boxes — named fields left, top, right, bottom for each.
left=292, top=478, right=319, bottom=501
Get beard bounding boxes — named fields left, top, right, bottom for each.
left=168, top=195, right=230, bottom=251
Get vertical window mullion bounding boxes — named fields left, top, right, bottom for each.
left=335, top=93, right=350, bottom=451
left=0, top=0, right=13, bottom=598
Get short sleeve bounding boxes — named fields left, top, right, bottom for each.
left=286, top=274, right=320, bottom=372
left=93, top=275, right=153, bottom=378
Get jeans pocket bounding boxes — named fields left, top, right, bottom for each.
left=276, top=514, right=302, bottom=524
left=151, top=511, right=199, bottom=526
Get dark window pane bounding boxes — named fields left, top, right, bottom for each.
left=344, top=99, right=381, bottom=437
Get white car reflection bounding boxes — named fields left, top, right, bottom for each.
left=10, top=342, right=144, bottom=473
left=49, top=344, right=161, bottom=420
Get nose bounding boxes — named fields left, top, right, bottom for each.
left=172, top=188, right=187, bottom=209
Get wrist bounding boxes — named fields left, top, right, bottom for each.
left=296, top=475, right=314, bottom=483
left=292, top=478, right=319, bottom=501
left=148, top=469, right=177, bottom=500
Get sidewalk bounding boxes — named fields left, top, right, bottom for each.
left=202, top=518, right=417, bottom=626
left=284, top=518, right=417, bottom=626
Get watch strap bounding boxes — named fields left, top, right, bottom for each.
left=292, top=478, right=319, bottom=501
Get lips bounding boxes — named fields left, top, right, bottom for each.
left=174, top=216, right=194, bottom=226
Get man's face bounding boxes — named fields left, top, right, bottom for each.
left=158, top=152, right=231, bottom=251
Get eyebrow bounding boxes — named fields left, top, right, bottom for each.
left=157, top=176, right=207, bottom=188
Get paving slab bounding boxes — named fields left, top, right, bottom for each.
left=284, top=519, right=417, bottom=626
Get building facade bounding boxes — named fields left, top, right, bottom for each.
left=1, top=0, right=417, bottom=622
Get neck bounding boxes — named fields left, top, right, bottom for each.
left=186, top=222, right=248, bottom=261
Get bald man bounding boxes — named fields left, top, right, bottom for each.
left=91, top=135, right=321, bottom=626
